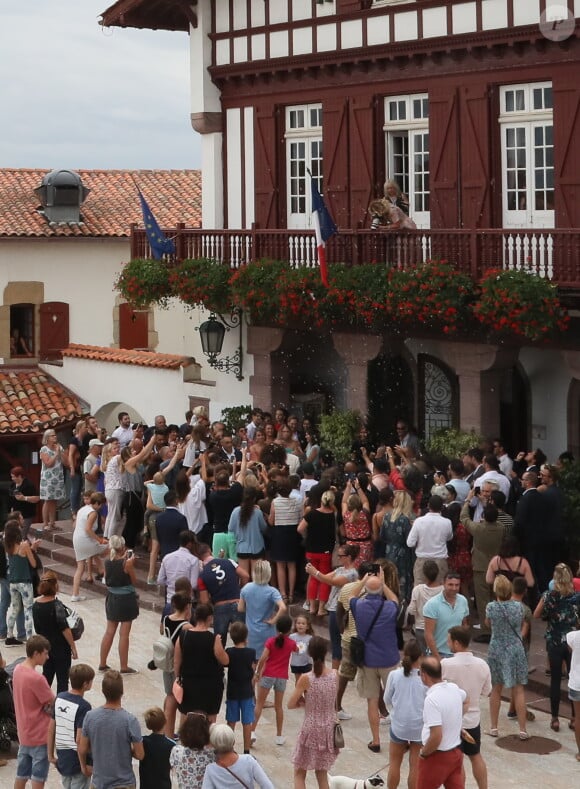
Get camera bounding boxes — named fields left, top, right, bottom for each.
left=370, top=564, right=381, bottom=575
left=126, top=549, right=134, bottom=559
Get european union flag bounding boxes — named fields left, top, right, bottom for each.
left=138, top=189, right=176, bottom=260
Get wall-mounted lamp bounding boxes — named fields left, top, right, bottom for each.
left=198, top=308, right=244, bottom=381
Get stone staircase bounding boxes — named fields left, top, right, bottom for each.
left=34, top=519, right=166, bottom=613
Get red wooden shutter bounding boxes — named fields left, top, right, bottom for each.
left=429, top=88, right=460, bottom=229
left=39, top=302, right=69, bottom=361
left=119, top=303, right=149, bottom=350
left=323, top=97, right=350, bottom=228
left=254, top=105, right=279, bottom=228
left=349, top=94, right=376, bottom=229
left=553, top=76, right=580, bottom=228
left=459, top=84, right=492, bottom=228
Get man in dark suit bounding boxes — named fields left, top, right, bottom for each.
left=513, top=471, right=550, bottom=594
left=463, top=447, right=485, bottom=486
left=155, top=490, right=189, bottom=559
left=218, top=434, right=242, bottom=464
left=512, top=447, right=547, bottom=478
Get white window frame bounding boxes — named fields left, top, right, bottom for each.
left=499, top=82, right=554, bottom=229
left=285, top=104, right=323, bottom=230
left=383, top=93, right=430, bottom=229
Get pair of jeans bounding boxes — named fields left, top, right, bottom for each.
left=0, top=577, right=25, bottom=639
left=69, top=472, right=83, bottom=516
left=7, top=582, right=34, bottom=638
left=547, top=640, right=572, bottom=718
left=212, top=602, right=245, bottom=646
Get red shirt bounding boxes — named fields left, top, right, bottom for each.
left=13, top=664, right=54, bottom=746
left=263, top=635, right=298, bottom=679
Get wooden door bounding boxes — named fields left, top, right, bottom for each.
left=119, top=303, right=149, bottom=350
left=39, top=302, right=69, bottom=361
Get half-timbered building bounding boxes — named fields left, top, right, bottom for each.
left=100, top=1, right=580, bottom=459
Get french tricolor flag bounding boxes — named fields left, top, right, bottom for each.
left=311, top=178, right=337, bottom=288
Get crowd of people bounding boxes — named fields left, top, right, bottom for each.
left=1, top=406, right=580, bottom=788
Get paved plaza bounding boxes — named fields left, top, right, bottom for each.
left=1, top=592, right=579, bottom=787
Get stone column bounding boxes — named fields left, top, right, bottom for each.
left=432, top=342, right=517, bottom=435
left=247, top=326, right=286, bottom=411
left=332, top=332, right=383, bottom=415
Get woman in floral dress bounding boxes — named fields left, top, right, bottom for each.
left=39, top=429, right=66, bottom=530
left=380, top=490, right=415, bottom=607
left=533, top=562, right=579, bottom=732
left=170, top=710, right=214, bottom=789
left=485, top=574, right=529, bottom=739
left=340, top=478, right=372, bottom=568
left=289, top=636, right=339, bottom=788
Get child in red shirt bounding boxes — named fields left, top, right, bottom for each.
left=251, top=614, right=297, bottom=746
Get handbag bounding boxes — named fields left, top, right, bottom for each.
left=63, top=604, right=84, bottom=641
left=350, top=600, right=385, bottom=667
left=333, top=721, right=345, bottom=749
left=172, top=677, right=184, bottom=704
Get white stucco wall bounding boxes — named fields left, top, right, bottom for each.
left=518, top=347, right=569, bottom=456
left=1, top=238, right=253, bottom=424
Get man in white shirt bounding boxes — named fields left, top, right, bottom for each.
left=442, top=627, right=492, bottom=789
left=157, top=531, right=201, bottom=614
left=418, top=656, right=466, bottom=789
left=492, top=439, right=513, bottom=476
left=477, top=454, right=511, bottom=500
left=111, top=411, right=134, bottom=448
left=407, top=495, right=453, bottom=585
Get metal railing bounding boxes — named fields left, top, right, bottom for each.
left=130, top=226, right=580, bottom=288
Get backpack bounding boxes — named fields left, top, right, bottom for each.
left=152, top=620, right=187, bottom=672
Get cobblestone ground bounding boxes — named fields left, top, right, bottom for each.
left=2, top=597, right=578, bottom=788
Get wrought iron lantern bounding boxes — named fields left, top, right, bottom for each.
left=198, top=309, right=243, bottom=381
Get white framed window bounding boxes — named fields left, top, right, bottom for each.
left=383, top=93, right=430, bottom=228
left=499, top=82, right=554, bottom=228
left=285, top=104, right=323, bottom=229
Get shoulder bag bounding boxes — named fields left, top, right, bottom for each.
left=350, top=601, right=385, bottom=667
left=221, top=764, right=251, bottom=788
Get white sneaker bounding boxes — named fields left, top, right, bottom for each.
left=303, top=601, right=310, bottom=610
left=250, top=732, right=257, bottom=744
left=380, top=715, right=390, bottom=726
left=70, top=595, right=86, bottom=602
left=275, top=736, right=286, bottom=746
left=337, top=710, right=352, bottom=720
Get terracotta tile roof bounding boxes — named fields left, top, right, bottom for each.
left=0, top=367, right=89, bottom=434
left=0, top=168, right=201, bottom=239
left=63, top=343, right=194, bottom=370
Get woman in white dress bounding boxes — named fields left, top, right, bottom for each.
left=71, top=493, right=108, bottom=601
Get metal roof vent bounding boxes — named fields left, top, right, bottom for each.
left=34, top=169, right=90, bottom=224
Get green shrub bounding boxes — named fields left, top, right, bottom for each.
left=319, top=409, right=362, bottom=464
left=220, top=405, right=252, bottom=434
left=426, top=427, right=483, bottom=459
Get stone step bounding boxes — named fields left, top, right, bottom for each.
left=33, top=519, right=165, bottom=613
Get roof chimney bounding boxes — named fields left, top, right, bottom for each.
left=34, top=169, right=90, bottom=224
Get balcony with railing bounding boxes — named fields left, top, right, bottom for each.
left=130, top=225, right=580, bottom=290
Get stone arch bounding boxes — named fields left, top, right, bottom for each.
left=94, top=401, right=147, bottom=435
left=368, top=345, right=416, bottom=444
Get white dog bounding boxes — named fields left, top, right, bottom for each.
left=329, top=776, right=385, bottom=789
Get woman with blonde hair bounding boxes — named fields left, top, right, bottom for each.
left=39, top=428, right=66, bottom=531
left=380, top=490, right=414, bottom=607
left=238, top=559, right=286, bottom=658
left=485, top=574, right=529, bottom=739
left=340, top=477, right=372, bottom=567
left=98, top=534, right=139, bottom=673
left=534, top=563, right=578, bottom=732
left=298, top=489, right=336, bottom=616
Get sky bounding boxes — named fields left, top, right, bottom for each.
left=0, top=1, right=201, bottom=171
